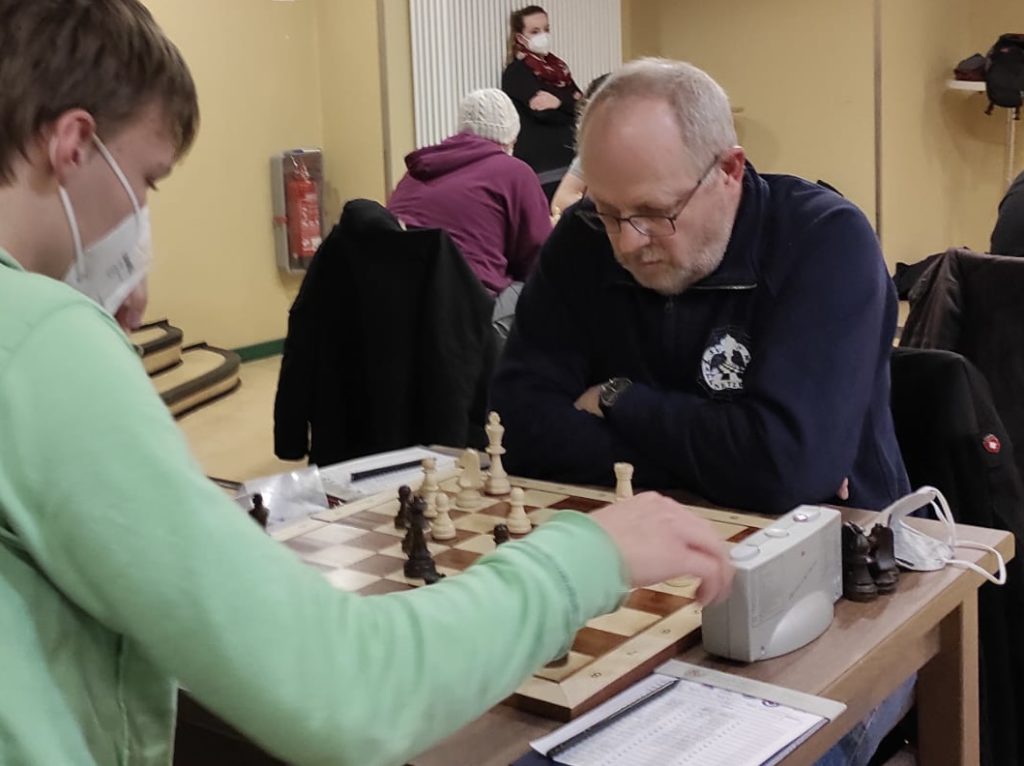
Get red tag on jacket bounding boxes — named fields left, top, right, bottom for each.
left=983, top=434, right=1002, bottom=454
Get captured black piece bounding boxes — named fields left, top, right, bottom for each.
left=867, top=525, right=899, bottom=594
left=842, top=521, right=878, bottom=602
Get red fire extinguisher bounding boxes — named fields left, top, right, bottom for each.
left=286, top=156, right=322, bottom=261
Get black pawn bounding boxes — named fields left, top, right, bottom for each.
left=493, top=524, right=511, bottom=546
left=402, top=496, right=432, bottom=556
left=249, top=493, right=269, bottom=530
left=404, top=497, right=444, bottom=585
left=394, top=485, right=412, bottom=530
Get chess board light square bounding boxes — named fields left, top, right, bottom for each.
left=453, top=513, right=501, bottom=535
left=645, top=579, right=701, bottom=599
left=533, top=651, right=592, bottom=682
left=454, top=534, right=497, bottom=555
left=520, top=490, right=568, bottom=507
left=301, top=524, right=369, bottom=545
left=324, top=569, right=382, bottom=592
left=271, top=517, right=327, bottom=542
left=585, top=608, right=661, bottom=636
left=303, top=544, right=375, bottom=569
left=527, top=507, right=558, bottom=525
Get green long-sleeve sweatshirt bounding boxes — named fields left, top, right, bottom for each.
left=0, top=249, right=628, bottom=766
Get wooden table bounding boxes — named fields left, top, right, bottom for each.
left=411, top=510, right=1013, bottom=766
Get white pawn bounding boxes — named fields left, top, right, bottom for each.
left=614, top=462, right=634, bottom=500
left=506, top=487, right=532, bottom=534
left=420, top=457, right=439, bottom=519
left=485, top=411, right=512, bottom=496
left=456, top=449, right=484, bottom=510
left=431, top=493, right=456, bottom=541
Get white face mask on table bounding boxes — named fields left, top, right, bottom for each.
left=877, top=486, right=1006, bottom=585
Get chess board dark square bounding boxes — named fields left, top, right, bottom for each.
left=477, top=501, right=511, bottom=518
left=571, top=627, right=629, bottom=656
left=433, top=548, right=482, bottom=570
left=283, top=538, right=328, bottom=555
left=625, top=589, right=694, bottom=616
left=549, top=497, right=607, bottom=512
left=347, top=553, right=404, bottom=577
left=347, top=531, right=403, bottom=552
left=357, top=580, right=414, bottom=596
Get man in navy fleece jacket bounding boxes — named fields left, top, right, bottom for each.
left=491, top=58, right=910, bottom=516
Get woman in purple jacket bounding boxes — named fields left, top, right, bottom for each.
left=388, top=88, right=552, bottom=342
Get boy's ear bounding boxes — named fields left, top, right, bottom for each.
left=47, top=109, right=97, bottom=183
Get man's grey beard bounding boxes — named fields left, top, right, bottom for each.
left=621, top=209, right=736, bottom=296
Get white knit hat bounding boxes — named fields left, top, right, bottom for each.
left=458, top=88, right=521, bottom=146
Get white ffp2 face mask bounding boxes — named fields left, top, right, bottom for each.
left=526, top=32, right=552, bottom=56
left=878, top=486, right=1007, bottom=586
left=61, top=136, right=152, bottom=315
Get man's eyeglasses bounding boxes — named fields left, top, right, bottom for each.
left=576, top=156, right=721, bottom=238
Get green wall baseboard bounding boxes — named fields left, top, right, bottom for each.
left=233, top=339, right=285, bottom=362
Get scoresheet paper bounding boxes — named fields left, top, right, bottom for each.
left=531, top=661, right=845, bottom=766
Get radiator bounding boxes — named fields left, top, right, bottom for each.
left=410, top=0, right=622, bottom=149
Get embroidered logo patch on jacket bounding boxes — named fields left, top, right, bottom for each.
left=700, top=330, right=751, bottom=394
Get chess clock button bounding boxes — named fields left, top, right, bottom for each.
left=793, top=508, right=820, bottom=523
left=764, top=527, right=789, bottom=538
left=730, top=543, right=760, bottom=561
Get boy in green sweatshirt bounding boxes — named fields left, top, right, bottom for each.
left=0, top=2, right=733, bottom=765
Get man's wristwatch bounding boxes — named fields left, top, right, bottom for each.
left=598, top=377, right=632, bottom=415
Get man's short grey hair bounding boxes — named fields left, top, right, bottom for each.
left=578, top=58, right=737, bottom=176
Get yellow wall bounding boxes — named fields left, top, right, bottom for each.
left=142, top=0, right=388, bottom=350
left=879, top=0, right=973, bottom=264
left=381, top=0, right=417, bottom=196
left=621, top=0, right=661, bottom=61
left=314, top=0, right=388, bottom=223
left=625, top=0, right=877, bottom=225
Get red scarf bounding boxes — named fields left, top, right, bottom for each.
left=515, top=41, right=574, bottom=89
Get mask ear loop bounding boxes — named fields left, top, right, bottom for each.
left=932, top=492, right=1007, bottom=586
left=91, top=136, right=142, bottom=240
left=58, top=187, right=86, bottom=279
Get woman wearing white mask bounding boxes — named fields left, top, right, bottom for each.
left=502, top=5, right=582, bottom=196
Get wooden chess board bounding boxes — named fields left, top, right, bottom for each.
left=272, top=476, right=771, bottom=721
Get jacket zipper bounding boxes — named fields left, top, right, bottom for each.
left=664, top=297, right=677, bottom=356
